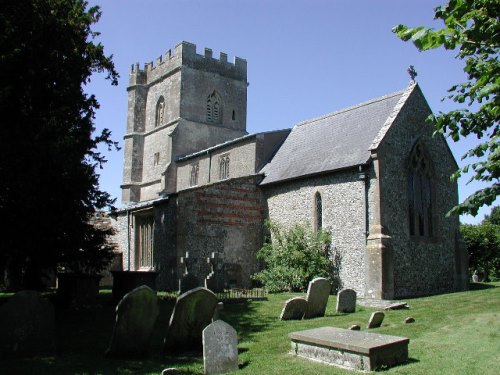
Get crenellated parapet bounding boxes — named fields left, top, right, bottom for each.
left=129, top=41, right=247, bottom=86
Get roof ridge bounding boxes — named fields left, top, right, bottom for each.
left=295, top=89, right=406, bottom=128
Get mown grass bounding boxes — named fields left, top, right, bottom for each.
left=0, top=283, right=499, bottom=374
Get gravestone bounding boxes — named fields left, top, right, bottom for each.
left=203, top=320, right=239, bottom=375
left=280, top=297, right=307, bottom=320
left=349, top=324, right=361, bottom=331
left=304, top=277, right=331, bottom=319
left=367, top=311, right=385, bottom=328
left=0, top=290, right=56, bottom=358
left=105, top=285, right=159, bottom=357
left=179, top=273, right=199, bottom=294
left=164, top=287, right=218, bottom=353
left=336, top=288, right=356, bottom=313
left=404, top=317, right=415, bottom=324
left=204, top=252, right=224, bottom=293
left=472, top=270, right=479, bottom=283
left=289, top=327, right=409, bottom=371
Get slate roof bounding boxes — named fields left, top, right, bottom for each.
left=259, top=85, right=413, bottom=185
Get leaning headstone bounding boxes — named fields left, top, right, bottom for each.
left=349, top=324, right=361, bottom=331
left=280, top=297, right=307, bottom=320
left=203, top=320, right=239, bottom=375
left=384, top=302, right=409, bottom=310
left=164, top=287, right=217, bottom=353
left=336, top=288, right=357, bottom=313
left=0, top=290, right=56, bottom=358
left=304, top=277, right=331, bottom=319
left=105, top=285, right=159, bottom=357
left=404, top=317, right=415, bottom=324
left=367, top=311, right=385, bottom=328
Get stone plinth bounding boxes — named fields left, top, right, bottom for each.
left=289, top=327, right=409, bottom=371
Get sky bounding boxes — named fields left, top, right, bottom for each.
left=86, top=0, right=497, bottom=224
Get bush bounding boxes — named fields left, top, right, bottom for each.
left=252, top=221, right=332, bottom=292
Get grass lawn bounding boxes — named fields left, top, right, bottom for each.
left=0, top=283, right=499, bottom=374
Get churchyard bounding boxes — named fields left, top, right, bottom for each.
left=0, top=282, right=498, bottom=374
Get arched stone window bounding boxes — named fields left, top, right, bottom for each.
left=219, top=154, right=230, bottom=180
left=407, top=141, right=434, bottom=238
left=314, top=191, right=323, bottom=231
left=155, top=96, right=165, bottom=127
left=207, top=91, right=222, bottom=124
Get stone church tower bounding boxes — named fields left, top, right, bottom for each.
left=121, top=41, right=248, bottom=203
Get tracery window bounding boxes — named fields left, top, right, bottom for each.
left=314, top=192, right=323, bottom=231
left=206, top=91, right=222, bottom=124
left=135, top=214, right=154, bottom=270
left=155, top=96, right=165, bottom=127
left=219, top=154, right=230, bottom=180
left=189, top=162, right=199, bottom=187
left=407, top=141, right=434, bottom=238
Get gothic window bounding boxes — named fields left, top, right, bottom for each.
left=407, top=141, right=434, bottom=238
left=155, top=96, right=165, bottom=127
left=314, top=192, right=323, bottom=231
left=135, top=214, right=154, bottom=270
left=206, top=91, right=222, bottom=124
left=219, top=154, right=230, bottom=180
left=189, top=162, right=199, bottom=187
left=153, top=152, right=160, bottom=166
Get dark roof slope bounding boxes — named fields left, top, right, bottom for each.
left=260, top=87, right=410, bottom=185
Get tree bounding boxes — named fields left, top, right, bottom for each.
left=393, top=0, right=499, bottom=217
left=483, top=205, right=500, bottom=225
left=0, top=0, right=118, bottom=289
left=460, top=221, right=499, bottom=281
left=252, top=221, right=332, bottom=293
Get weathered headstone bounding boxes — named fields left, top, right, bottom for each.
left=404, top=317, right=415, bottom=324
left=336, top=288, right=356, bottom=313
left=304, top=277, right=331, bottom=319
left=280, top=297, right=307, bottom=320
left=203, top=320, right=239, bottom=375
left=105, top=285, right=159, bottom=357
left=384, top=302, right=409, bottom=310
left=367, top=311, right=385, bottom=328
left=205, top=252, right=224, bottom=293
left=472, top=270, right=479, bottom=283
left=0, top=290, right=56, bottom=358
left=164, top=287, right=217, bottom=353
left=349, top=324, right=361, bottom=331
left=161, top=369, right=181, bottom=375
left=179, top=273, right=199, bottom=294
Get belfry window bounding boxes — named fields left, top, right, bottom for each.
left=407, top=142, right=434, bottom=238
left=189, top=162, right=199, bottom=187
left=219, top=154, right=230, bottom=180
left=315, top=192, right=323, bottom=231
left=206, top=91, right=222, bottom=124
left=155, top=96, right=165, bottom=127
left=135, top=214, right=154, bottom=270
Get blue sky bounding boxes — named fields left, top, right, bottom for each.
left=87, top=0, right=497, bottom=224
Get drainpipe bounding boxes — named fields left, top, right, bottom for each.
left=127, top=210, right=131, bottom=270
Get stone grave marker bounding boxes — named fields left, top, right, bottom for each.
left=304, top=277, right=331, bottom=319
left=164, top=287, right=217, bottom=353
left=367, top=311, right=385, bottom=328
left=280, top=297, right=307, bottom=320
left=178, top=251, right=200, bottom=293
left=205, top=252, right=224, bottom=293
left=336, top=288, right=356, bottom=313
left=203, top=320, right=239, bottom=375
left=105, top=285, right=159, bottom=357
left=0, top=290, right=56, bottom=358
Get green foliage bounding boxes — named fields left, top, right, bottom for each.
left=483, top=205, right=500, bottom=225
left=0, top=1, right=118, bottom=288
left=460, top=206, right=500, bottom=281
left=252, top=221, right=332, bottom=293
left=393, top=0, right=500, bottom=216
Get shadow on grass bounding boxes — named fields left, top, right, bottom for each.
left=468, top=282, right=497, bottom=290
left=219, top=300, right=277, bottom=343
left=377, top=357, right=420, bottom=372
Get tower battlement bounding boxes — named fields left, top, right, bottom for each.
left=129, top=41, right=247, bottom=85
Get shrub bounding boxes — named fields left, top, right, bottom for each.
left=252, top=221, right=332, bottom=292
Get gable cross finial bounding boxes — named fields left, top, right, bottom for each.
left=407, top=65, right=417, bottom=81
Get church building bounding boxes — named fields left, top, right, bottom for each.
left=113, top=41, right=468, bottom=299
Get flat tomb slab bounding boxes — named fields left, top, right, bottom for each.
left=289, top=327, right=409, bottom=371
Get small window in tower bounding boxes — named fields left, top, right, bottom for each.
left=155, top=96, right=165, bottom=127
left=232, top=110, right=236, bottom=121
left=189, top=162, right=199, bottom=187
left=219, top=154, right=230, bottom=180
left=206, top=91, right=222, bottom=124
left=314, top=192, right=323, bottom=231
left=153, top=152, right=160, bottom=166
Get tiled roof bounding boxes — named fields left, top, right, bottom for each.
left=260, top=85, right=412, bottom=185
